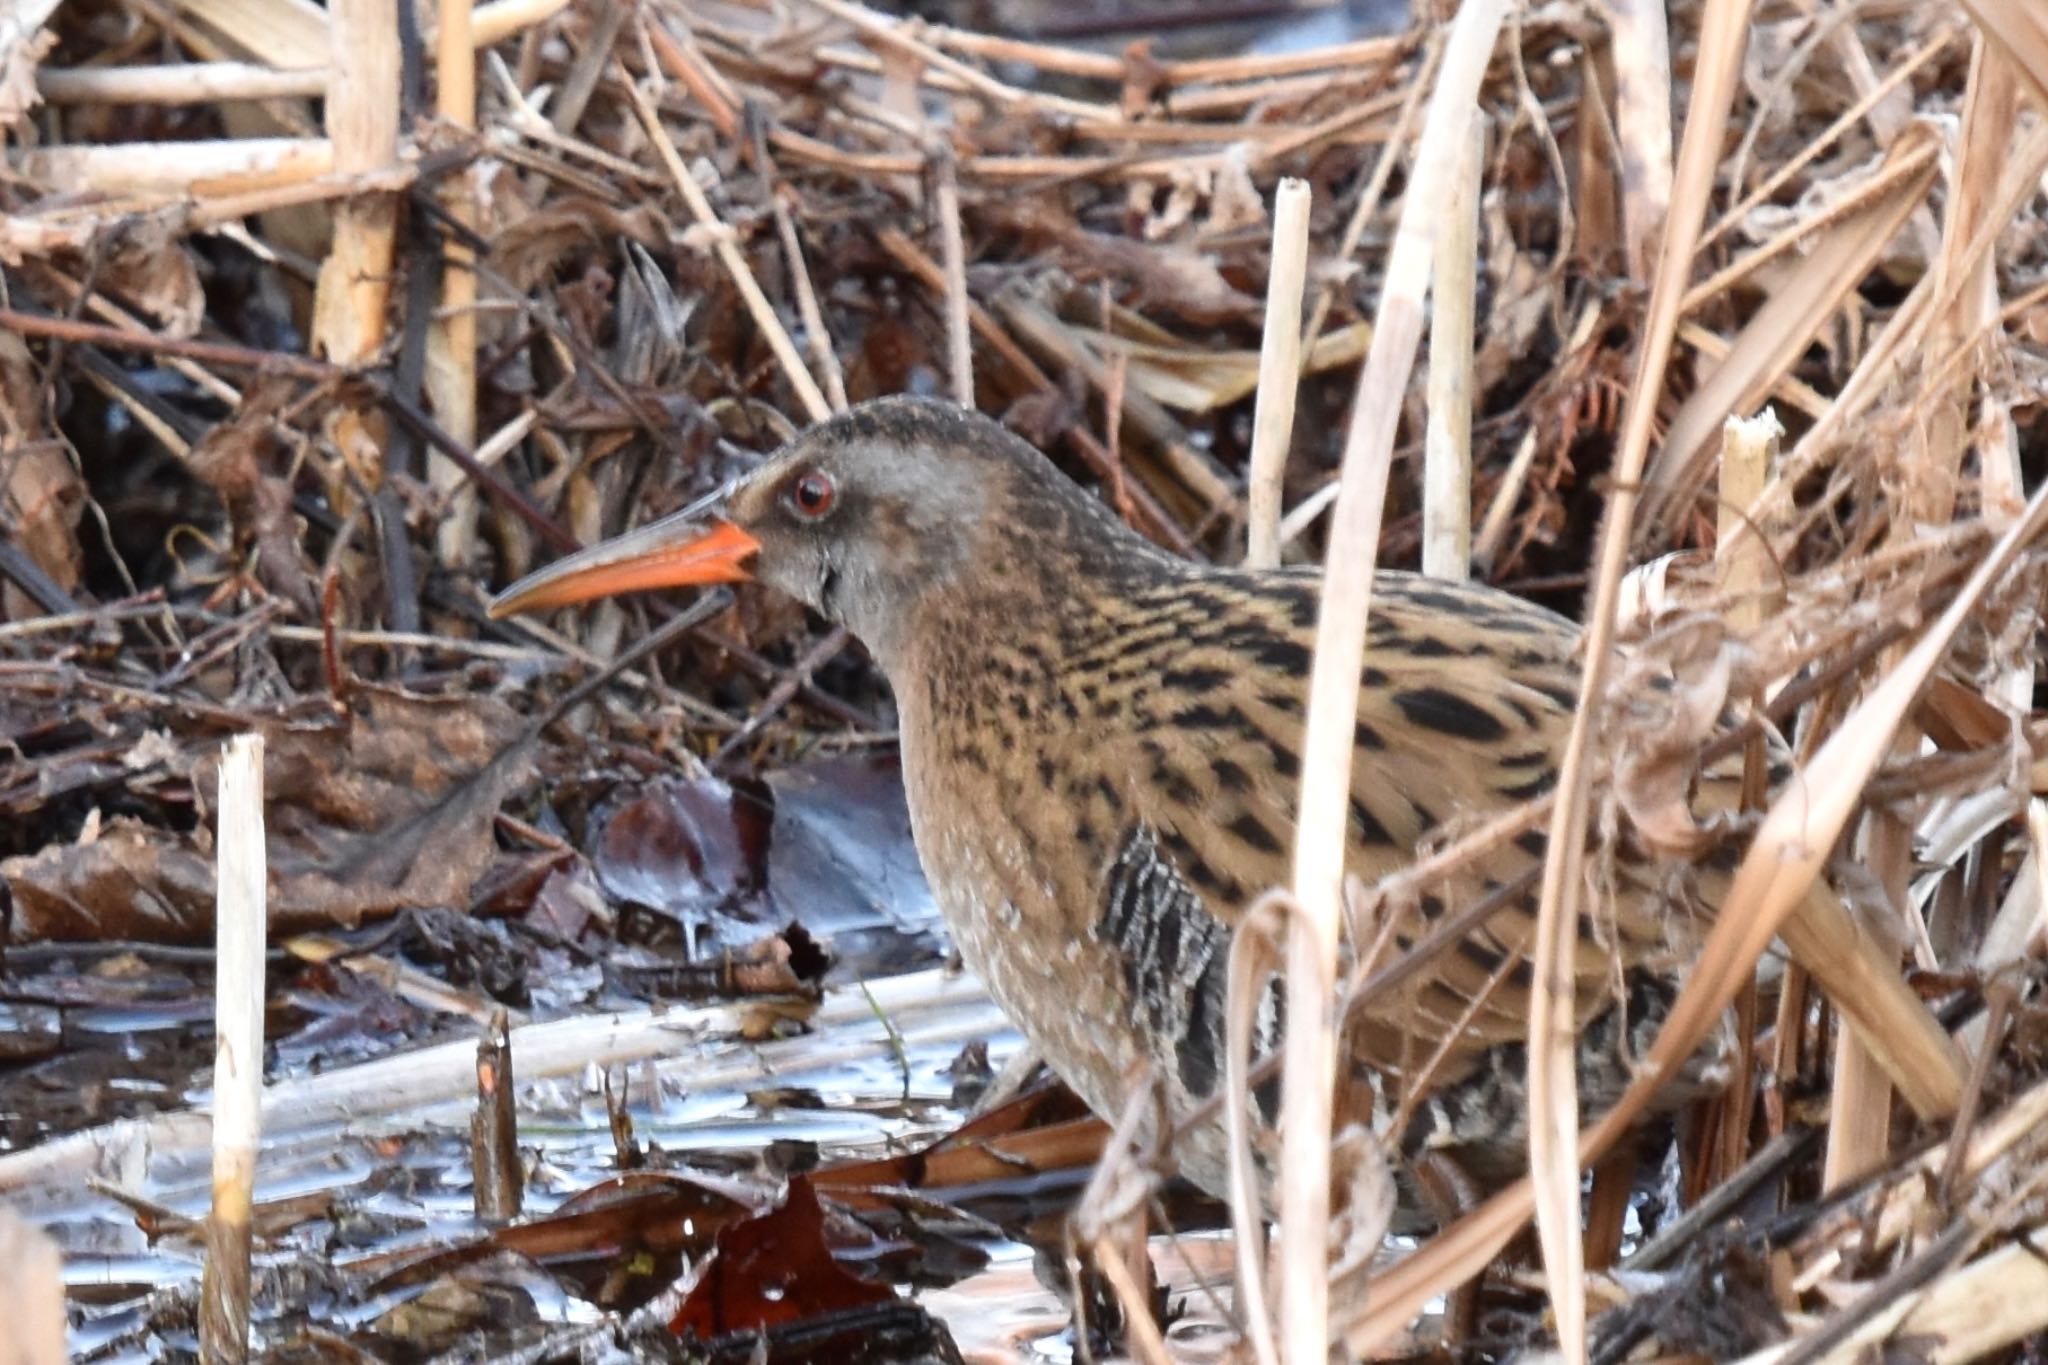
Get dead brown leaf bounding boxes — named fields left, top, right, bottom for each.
left=184, top=378, right=317, bottom=614
left=1611, top=616, right=1740, bottom=858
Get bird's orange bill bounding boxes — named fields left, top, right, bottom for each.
left=487, top=516, right=760, bottom=617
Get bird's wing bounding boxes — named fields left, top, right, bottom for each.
left=1086, top=570, right=1676, bottom=1105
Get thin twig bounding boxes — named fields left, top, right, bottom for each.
left=619, top=67, right=832, bottom=423
left=934, top=143, right=974, bottom=407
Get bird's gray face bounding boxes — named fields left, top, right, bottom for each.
left=719, top=428, right=987, bottom=662
left=486, top=403, right=997, bottom=670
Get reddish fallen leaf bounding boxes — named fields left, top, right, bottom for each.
left=585, top=756, right=938, bottom=973
left=592, top=774, right=768, bottom=933
left=670, top=1175, right=895, bottom=1340
left=812, top=1081, right=1107, bottom=1210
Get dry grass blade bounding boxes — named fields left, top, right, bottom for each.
left=1353, top=472, right=2047, bottom=1349
left=1956, top=0, right=2048, bottom=109
left=1524, top=0, right=1753, bottom=1358
left=1765, top=118, right=2048, bottom=527
left=1694, top=23, right=1958, bottom=255
left=1641, top=478, right=2048, bottom=1150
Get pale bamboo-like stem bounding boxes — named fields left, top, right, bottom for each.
left=619, top=72, right=832, bottom=424
left=15, top=137, right=336, bottom=198
left=1715, top=409, right=1778, bottom=632
left=428, top=0, right=481, bottom=567
left=1422, top=117, right=1482, bottom=580
left=1607, top=0, right=1673, bottom=278
left=0, top=1208, right=65, bottom=1365
left=1712, top=410, right=1779, bottom=1181
left=935, top=145, right=974, bottom=407
left=199, top=734, right=267, bottom=1365
left=1522, top=0, right=1755, bottom=1358
left=1226, top=894, right=1291, bottom=1365
left=1245, top=178, right=1312, bottom=569
left=310, top=0, right=399, bottom=367
left=1278, top=1, right=1506, bottom=1359
left=38, top=61, right=328, bottom=103
left=36, top=0, right=582, bottom=107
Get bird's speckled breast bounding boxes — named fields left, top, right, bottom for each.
left=896, top=699, right=1152, bottom=1131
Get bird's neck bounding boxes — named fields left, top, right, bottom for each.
left=913, top=513, right=1187, bottom=647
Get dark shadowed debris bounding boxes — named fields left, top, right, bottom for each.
left=0, top=686, right=534, bottom=943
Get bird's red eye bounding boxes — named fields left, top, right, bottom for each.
left=789, top=470, right=836, bottom=520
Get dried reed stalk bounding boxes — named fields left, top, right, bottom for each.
left=1607, top=0, right=1673, bottom=278
left=309, top=0, right=398, bottom=367
left=427, top=0, right=481, bottom=566
left=14, top=137, right=334, bottom=197
left=771, top=193, right=850, bottom=413
left=1351, top=465, right=2048, bottom=1350
left=199, top=734, right=267, bottom=1364
left=1281, top=0, right=1505, bottom=1358
left=1710, top=409, right=1779, bottom=1182
left=1422, top=116, right=1482, bottom=581
left=37, top=61, right=328, bottom=103
left=935, top=144, right=973, bottom=407
left=0, top=1209, right=65, bottom=1365
left=1245, top=178, right=1312, bottom=569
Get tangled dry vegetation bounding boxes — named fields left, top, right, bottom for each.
left=4, top=0, right=2048, bottom=1359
